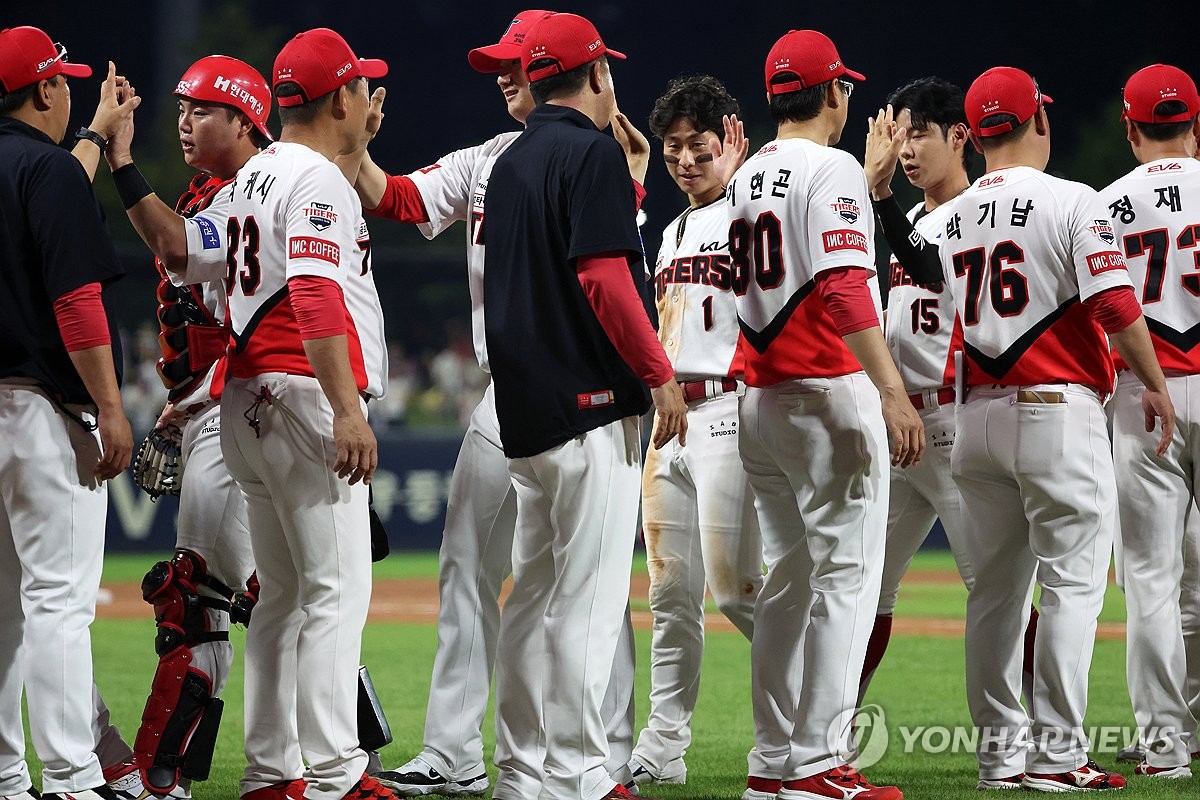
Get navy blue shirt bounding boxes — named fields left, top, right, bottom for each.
left=484, top=105, right=649, bottom=458
left=0, top=116, right=124, bottom=403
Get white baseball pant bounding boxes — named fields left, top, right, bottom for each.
left=1112, top=371, right=1199, bottom=767
left=222, top=374, right=370, bottom=800
left=415, top=384, right=636, bottom=790
left=633, top=391, right=761, bottom=777
left=877, top=400, right=973, bottom=616
left=493, top=416, right=642, bottom=800
left=954, top=383, right=1113, bottom=778
left=739, top=373, right=888, bottom=781
left=0, top=383, right=108, bottom=796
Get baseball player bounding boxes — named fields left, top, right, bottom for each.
left=170, top=28, right=394, bottom=800
left=0, top=25, right=134, bottom=800
left=1100, top=63, right=1200, bottom=779
left=94, top=56, right=277, bottom=800
left=342, top=11, right=642, bottom=797
left=482, top=12, right=687, bottom=800
left=859, top=78, right=1041, bottom=708
left=728, top=29, right=920, bottom=800
left=626, top=74, right=761, bottom=788
left=939, top=66, right=1170, bottom=791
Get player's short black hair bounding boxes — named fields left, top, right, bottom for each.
left=529, top=56, right=605, bottom=105
left=1132, top=100, right=1198, bottom=142
left=887, top=76, right=972, bottom=168
left=767, top=74, right=827, bottom=125
left=975, top=114, right=1033, bottom=149
left=0, top=76, right=56, bottom=116
left=274, top=76, right=362, bottom=126
left=648, top=74, right=740, bottom=139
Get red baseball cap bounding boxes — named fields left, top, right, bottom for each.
left=521, top=12, right=626, bottom=83
left=0, top=26, right=91, bottom=95
left=764, top=30, right=864, bottom=96
left=1122, top=64, right=1200, bottom=124
left=273, top=28, right=387, bottom=108
left=965, top=66, right=1053, bottom=138
left=468, top=10, right=555, bottom=73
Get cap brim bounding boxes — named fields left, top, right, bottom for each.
left=604, top=47, right=627, bottom=61
left=1041, top=92, right=1054, bottom=105
left=843, top=67, right=865, bottom=82
left=468, top=42, right=521, bottom=73
left=60, top=63, right=92, bottom=79
left=358, top=58, right=388, bottom=79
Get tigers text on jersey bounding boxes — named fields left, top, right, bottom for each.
left=408, top=131, right=520, bottom=374
left=654, top=196, right=743, bottom=380
left=885, top=202, right=961, bottom=392
left=181, top=142, right=387, bottom=397
left=937, top=166, right=1132, bottom=393
left=726, top=138, right=880, bottom=387
left=1100, top=157, right=1200, bottom=373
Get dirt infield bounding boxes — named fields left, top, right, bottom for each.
left=95, top=573, right=1128, bottom=640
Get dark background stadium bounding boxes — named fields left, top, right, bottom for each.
left=8, top=0, right=1199, bottom=418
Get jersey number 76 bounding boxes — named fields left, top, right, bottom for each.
left=951, top=241, right=1030, bottom=325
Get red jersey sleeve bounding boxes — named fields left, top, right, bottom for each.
left=815, top=267, right=880, bottom=336
left=53, top=282, right=111, bottom=351
left=576, top=251, right=674, bottom=388
left=368, top=174, right=430, bottom=224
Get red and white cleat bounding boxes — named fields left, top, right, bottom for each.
left=778, top=765, right=902, bottom=800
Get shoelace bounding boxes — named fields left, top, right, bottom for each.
left=353, top=776, right=392, bottom=799
left=827, top=766, right=869, bottom=786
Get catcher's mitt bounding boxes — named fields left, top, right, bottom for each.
left=132, top=424, right=183, bottom=499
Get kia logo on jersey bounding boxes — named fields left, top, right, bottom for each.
left=1088, top=219, right=1115, bottom=245
left=305, top=203, right=337, bottom=232
left=830, top=197, right=860, bottom=224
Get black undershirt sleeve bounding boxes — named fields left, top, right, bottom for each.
left=871, top=194, right=944, bottom=286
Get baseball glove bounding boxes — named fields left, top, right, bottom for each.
left=132, top=424, right=184, bottom=499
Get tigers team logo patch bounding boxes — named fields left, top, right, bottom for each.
left=305, top=202, right=337, bottom=232
left=1088, top=219, right=1115, bottom=245
left=830, top=197, right=860, bottom=224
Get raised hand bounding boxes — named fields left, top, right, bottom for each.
left=864, top=104, right=904, bottom=200
left=712, top=113, right=749, bottom=188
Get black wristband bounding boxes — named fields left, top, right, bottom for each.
left=112, top=163, right=154, bottom=209
left=74, top=126, right=108, bottom=153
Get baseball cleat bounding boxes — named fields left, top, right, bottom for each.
left=599, top=785, right=649, bottom=800
left=742, top=776, right=782, bottom=800
left=240, top=779, right=307, bottom=800
left=103, top=763, right=189, bottom=800
left=1133, top=761, right=1191, bottom=779
left=372, top=757, right=487, bottom=797
left=39, top=788, right=120, bottom=800
left=1021, top=761, right=1127, bottom=791
left=340, top=775, right=396, bottom=800
left=625, top=758, right=686, bottom=786
left=778, top=765, right=903, bottom=800
left=1114, top=743, right=1145, bottom=763
left=976, top=774, right=1024, bottom=790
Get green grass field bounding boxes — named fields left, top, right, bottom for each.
left=23, top=550, right=1197, bottom=799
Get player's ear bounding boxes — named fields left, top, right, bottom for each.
left=950, top=122, right=968, bottom=152
left=33, top=77, right=56, bottom=111
left=826, top=81, right=839, bottom=110
left=1033, top=106, right=1049, bottom=136
left=1123, top=118, right=1138, bottom=147
left=331, top=83, right=350, bottom=120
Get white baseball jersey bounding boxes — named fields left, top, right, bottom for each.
left=885, top=202, right=960, bottom=392
left=653, top=197, right=743, bottom=380
left=937, top=166, right=1132, bottom=393
left=408, top=131, right=520, bottom=374
left=1100, top=157, right=1200, bottom=374
left=727, top=138, right=880, bottom=387
left=183, top=142, right=387, bottom=397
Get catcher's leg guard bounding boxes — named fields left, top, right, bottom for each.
left=133, top=549, right=234, bottom=794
